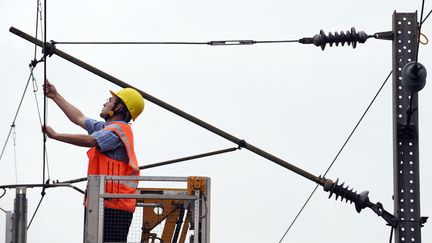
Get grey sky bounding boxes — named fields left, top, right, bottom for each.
left=1, top=1, right=431, bottom=242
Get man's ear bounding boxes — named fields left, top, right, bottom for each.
left=114, top=103, right=123, bottom=111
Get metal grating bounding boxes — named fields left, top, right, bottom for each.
left=392, top=12, right=422, bottom=243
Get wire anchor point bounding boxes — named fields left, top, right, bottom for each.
left=322, top=177, right=370, bottom=213
left=320, top=176, right=398, bottom=226
left=42, top=40, right=56, bottom=58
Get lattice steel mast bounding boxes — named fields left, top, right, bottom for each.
left=392, top=12, right=427, bottom=243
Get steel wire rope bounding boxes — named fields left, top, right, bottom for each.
left=279, top=70, right=392, bottom=243
left=0, top=205, right=7, bottom=213
left=31, top=70, right=50, bottom=178
left=33, top=0, right=44, bottom=59
left=42, top=0, right=48, bottom=186
left=12, top=127, right=17, bottom=184
left=415, top=0, right=427, bottom=65
left=27, top=194, right=44, bottom=229
left=50, top=39, right=299, bottom=45
left=27, top=0, right=51, bottom=230
left=31, top=0, right=51, bottom=178
left=59, top=146, right=239, bottom=184
left=420, top=9, right=432, bottom=25
left=0, top=71, right=34, bottom=162
left=389, top=226, right=394, bottom=243
left=0, top=188, right=6, bottom=199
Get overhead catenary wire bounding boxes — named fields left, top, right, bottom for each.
left=31, top=69, right=50, bottom=178
left=27, top=0, right=50, bottom=231
left=0, top=182, right=84, bottom=194
left=60, top=146, right=240, bottom=184
left=420, top=9, right=432, bottom=25
left=51, top=39, right=299, bottom=45
left=279, top=70, right=393, bottom=243
left=50, top=27, right=381, bottom=52
left=42, top=0, right=48, bottom=185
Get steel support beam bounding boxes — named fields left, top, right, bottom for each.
left=9, top=26, right=324, bottom=186
left=392, top=12, right=423, bottom=243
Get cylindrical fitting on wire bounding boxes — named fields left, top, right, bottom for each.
left=402, top=61, right=427, bottom=92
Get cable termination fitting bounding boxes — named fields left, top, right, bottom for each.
left=321, top=177, right=371, bottom=213
left=42, top=40, right=56, bottom=57
left=300, top=27, right=372, bottom=50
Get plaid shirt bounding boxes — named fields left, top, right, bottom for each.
left=85, top=118, right=128, bottom=163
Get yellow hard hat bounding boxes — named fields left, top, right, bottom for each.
left=110, top=88, right=144, bottom=121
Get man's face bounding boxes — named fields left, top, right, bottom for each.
left=100, top=95, right=118, bottom=119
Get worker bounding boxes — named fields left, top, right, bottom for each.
left=42, top=80, right=144, bottom=242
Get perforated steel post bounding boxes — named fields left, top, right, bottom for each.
left=392, top=12, right=422, bottom=243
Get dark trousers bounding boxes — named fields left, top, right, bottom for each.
left=103, top=208, right=133, bottom=242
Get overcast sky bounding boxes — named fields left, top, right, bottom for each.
left=1, top=1, right=432, bottom=243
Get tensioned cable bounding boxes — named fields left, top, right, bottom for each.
left=0, top=206, right=7, bottom=213
left=31, top=70, right=50, bottom=178
left=139, top=146, right=239, bottom=170
left=388, top=226, right=394, bottom=243
left=406, top=1, right=429, bottom=140
left=51, top=39, right=299, bottom=45
left=279, top=70, right=392, bottom=243
left=12, top=127, right=17, bottom=184
left=420, top=9, right=432, bottom=25
left=420, top=10, right=432, bottom=25
left=0, top=71, right=34, bottom=161
left=59, top=146, right=240, bottom=184
left=0, top=189, right=6, bottom=199
left=33, top=0, right=43, bottom=59
left=415, top=0, right=427, bottom=65
left=27, top=0, right=50, bottom=231
left=27, top=195, right=44, bottom=229
left=42, top=0, right=48, bottom=186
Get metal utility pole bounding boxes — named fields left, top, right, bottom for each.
left=5, top=210, right=13, bottom=243
left=13, top=187, right=27, bottom=243
left=392, top=12, right=426, bottom=243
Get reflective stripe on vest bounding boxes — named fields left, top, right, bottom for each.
left=86, top=122, right=140, bottom=213
left=104, top=123, right=139, bottom=174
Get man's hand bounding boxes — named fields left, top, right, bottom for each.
left=42, top=125, right=96, bottom=147
left=42, top=125, right=58, bottom=139
left=42, top=80, right=87, bottom=128
left=43, top=79, right=58, bottom=99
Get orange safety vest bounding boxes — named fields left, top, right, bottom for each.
left=86, top=121, right=140, bottom=213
